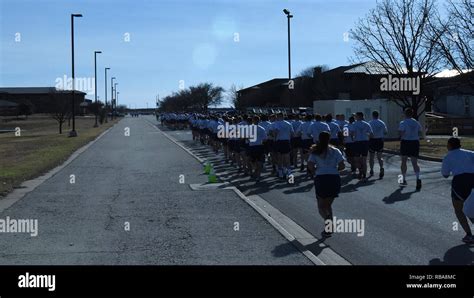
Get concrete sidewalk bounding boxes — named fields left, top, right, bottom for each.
left=0, top=116, right=311, bottom=265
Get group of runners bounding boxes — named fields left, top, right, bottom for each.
left=158, top=108, right=474, bottom=243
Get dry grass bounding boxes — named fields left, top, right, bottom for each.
left=0, top=114, right=119, bottom=197
left=384, top=137, right=474, bottom=159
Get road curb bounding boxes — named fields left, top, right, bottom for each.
left=383, top=149, right=442, bottom=162
left=0, top=120, right=120, bottom=213
left=148, top=119, right=351, bottom=266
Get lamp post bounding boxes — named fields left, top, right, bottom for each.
left=69, top=13, right=83, bottom=137
left=283, top=9, right=293, bottom=81
left=111, top=77, right=116, bottom=119
left=93, top=50, right=102, bottom=127
left=105, top=67, right=110, bottom=123
left=114, top=83, right=118, bottom=118
left=117, top=91, right=120, bottom=115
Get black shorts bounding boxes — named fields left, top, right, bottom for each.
left=276, top=140, right=291, bottom=154
left=330, top=138, right=340, bottom=146
left=271, top=140, right=278, bottom=153
left=345, top=142, right=355, bottom=157
left=248, top=145, right=265, bottom=162
left=451, top=173, right=474, bottom=201
left=264, top=140, right=273, bottom=154
left=400, top=140, right=420, bottom=157
left=314, top=174, right=341, bottom=198
left=353, top=141, right=369, bottom=157
left=242, top=142, right=250, bottom=154
left=369, top=138, right=384, bottom=153
left=290, top=137, right=301, bottom=149
left=301, top=139, right=313, bottom=151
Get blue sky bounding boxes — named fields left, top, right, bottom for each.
left=1, top=0, right=379, bottom=108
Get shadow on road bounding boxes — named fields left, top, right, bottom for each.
left=271, top=240, right=303, bottom=258
left=382, top=187, right=418, bottom=204
left=429, top=244, right=474, bottom=265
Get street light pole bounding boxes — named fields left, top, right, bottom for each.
left=117, top=91, right=120, bottom=115
left=114, top=83, right=118, bottom=117
left=283, top=9, right=293, bottom=81
left=93, top=51, right=102, bottom=127
left=69, top=13, right=82, bottom=138
left=111, top=77, right=116, bottom=120
left=105, top=67, right=110, bottom=123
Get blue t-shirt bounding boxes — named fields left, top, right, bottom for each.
left=291, top=120, right=302, bottom=134
left=307, top=121, right=330, bottom=143
left=327, top=121, right=341, bottom=139
left=369, top=119, right=388, bottom=139
left=249, top=125, right=267, bottom=146
left=352, top=120, right=373, bottom=142
left=273, top=120, right=294, bottom=141
left=441, top=148, right=474, bottom=177
left=343, top=123, right=355, bottom=144
left=399, top=118, right=422, bottom=140
left=297, top=121, right=313, bottom=140
left=308, top=147, right=345, bottom=175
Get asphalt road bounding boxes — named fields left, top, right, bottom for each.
left=0, top=116, right=311, bottom=265
left=159, top=116, right=474, bottom=265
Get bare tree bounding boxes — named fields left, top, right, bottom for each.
left=228, top=84, right=244, bottom=110
left=432, top=0, right=473, bottom=73
left=50, top=93, right=71, bottom=134
left=297, top=65, right=329, bottom=77
left=350, top=0, right=444, bottom=118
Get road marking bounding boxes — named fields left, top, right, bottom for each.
left=149, top=118, right=351, bottom=265
left=0, top=122, right=120, bottom=213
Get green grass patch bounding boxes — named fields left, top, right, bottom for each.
left=385, top=137, right=474, bottom=159
left=0, top=115, right=118, bottom=197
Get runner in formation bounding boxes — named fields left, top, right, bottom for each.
left=157, top=109, right=451, bottom=239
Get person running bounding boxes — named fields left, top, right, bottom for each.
left=307, top=114, right=330, bottom=145
left=368, top=110, right=388, bottom=179
left=307, top=131, right=346, bottom=238
left=351, top=112, right=373, bottom=181
left=273, top=112, right=294, bottom=179
left=325, top=113, right=342, bottom=147
left=290, top=114, right=303, bottom=169
left=248, top=115, right=267, bottom=182
left=398, top=108, right=422, bottom=190
left=343, top=115, right=356, bottom=175
left=441, top=137, right=474, bottom=244
left=296, top=114, right=314, bottom=172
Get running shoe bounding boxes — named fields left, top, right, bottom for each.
left=321, top=231, right=333, bottom=238
left=462, top=235, right=474, bottom=244
left=379, top=168, right=384, bottom=179
left=400, top=179, right=408, bottom=186
left=416, top=179, right=422, bottom=190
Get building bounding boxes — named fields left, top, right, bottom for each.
left=0, top=99, right=19, bottom=116
left=425, top=71, right=474, bottom=117
left=0, top=87, right=86, bottom=115
left=313, top=99, right=426, bottom=139
left=236, top=62, right=391, bottom=109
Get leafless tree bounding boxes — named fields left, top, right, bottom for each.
left=297, top=65, right=329, bottom=78
left=50, top=93, right=71, bottom=134
left=431, top=0, right=473, bottom=73
left=350, top=0, right=444, bottom=118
